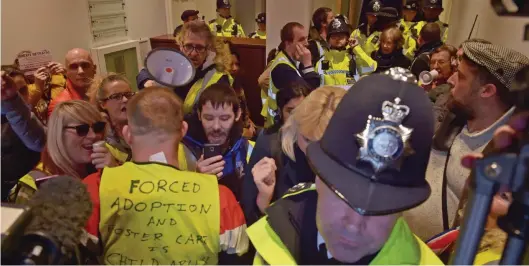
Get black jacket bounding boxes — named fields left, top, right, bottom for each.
left=371, top=49, right=411, bottom=73
left=410, top=40, right=444, bottom=79
left=241, top=128, right=315, bottom=226
left=271, top=50, right=321, bottom=92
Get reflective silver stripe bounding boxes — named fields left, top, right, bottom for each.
left=268, top=87, right=276, bottom=100
left=268, top=107, right=276, bottom=117
left=360, top=65, right=376, bottom=75
left=325, top=70, right=349, bottom=75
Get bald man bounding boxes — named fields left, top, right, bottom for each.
left=48, top=48, right=97, bottom=117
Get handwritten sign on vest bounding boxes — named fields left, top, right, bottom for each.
left=99, top=163, right=220, bottom=265
left=17, top=50, right=53, bottom=76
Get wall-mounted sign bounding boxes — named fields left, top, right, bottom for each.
left=88, top=0, right=129, bottom=45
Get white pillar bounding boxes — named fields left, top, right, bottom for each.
left=266, top=0, right=312, bottom=54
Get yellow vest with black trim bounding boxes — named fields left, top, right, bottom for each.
left=261, top=51, right=300, bottom=128
left=208, top=17, right=246, bottom=37
left=315, top=49, right=358, bottom=86
left=246, top=185, right=444, bottom=265
left=99, top=162, right=220, bottom=265
left=249, top=30, right=266, bottom=39
left=183, top=69, right=233, bottom=114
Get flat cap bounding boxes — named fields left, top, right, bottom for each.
left=462, top=41, right=529, bottom=90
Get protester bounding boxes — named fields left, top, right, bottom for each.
left=1, top=65, right=30, bottom=102
left=182, top=83, right=254, bottom=200
left=1, top=71, right=44, bottom=200
left=243, top=80, right=309, bottom=225
left=371, top=27, right=411, bottom=73
left=228, top=43, right=257, bottom=139
left=262, top=22, right=320, bottom=128
left=48, top=48, right=96, bottom=117
left=83, top=86, right=249, bottom=264
left=249, top=13, right=267, bottom=39
left=208, top=0, right=245, bottom=37
left=32, top=61, right=67, bottom=123
left=89, top=73, right=135, bottom=163
left=410, top=23, right=444, bottom=78
left=247, top=72, right=442, bottom=264
left=308, top=7, right=334, bottom=66
left=360, top=7, right=400, bottom=65
left=9, top=100, right=115, bottom=203
left=174, top=9, right=200, bottom=37
left=248, top=86, right=345, bottom=223
left=404, top=41, right=529, bottom=240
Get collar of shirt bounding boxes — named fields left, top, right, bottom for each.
left=317, top=231, right=333, bottom=259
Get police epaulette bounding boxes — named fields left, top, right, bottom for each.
left=282, top=183, right=316, bottom=198
left=249, top=32, right=256, bottom=38
left=209, top=18, right=216, bottom=23
left=443, top=23, right=449, bottom=27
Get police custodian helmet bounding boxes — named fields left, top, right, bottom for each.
left=366, top=0, right=383, bottom=14
left=327, top=17, right=351, bottom=38
left=217, top=0, right=231, bottom=9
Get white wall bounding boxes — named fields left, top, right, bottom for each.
left=447, top=0, right=529, bottom=56
left=125, top=0, right=167, bottom=40
left=266, top=0, right=312, bottom=53
left=170, top=0, right=218, bottom=32
left=1, top=0, right=92, bottom=64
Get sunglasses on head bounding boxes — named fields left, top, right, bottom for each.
left=102, top=92, right=136, bottom=101
left=64, top=121, right=106, bottom=136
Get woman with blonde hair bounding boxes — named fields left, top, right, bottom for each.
left=245, top=86, right=346, bottom=223
left=89, top=73, right=135, bottom=163
left=9, top=100, right=115, bottom=203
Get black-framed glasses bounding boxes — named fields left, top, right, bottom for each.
left=64, top=121, right=106, bottom=136
left=182, top=44, right=207, bottom=54
left=102, top=92, right=136, bottom=101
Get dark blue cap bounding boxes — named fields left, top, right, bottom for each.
left=307, top=72, right=434, bottom=216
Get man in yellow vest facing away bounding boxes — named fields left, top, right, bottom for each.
left=96, top=87, right=249, bottom=265
left=249, top=13, right=266, bottom=39
left=247, top=71, right=443, bottom=265
left=262, top=22, right=321, bottom=128
left=409, top=0, right=449, bottom=47
left=209, top=0, right=245, bottom=38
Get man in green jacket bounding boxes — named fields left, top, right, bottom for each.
left=247, top=69, right=443, bottom=265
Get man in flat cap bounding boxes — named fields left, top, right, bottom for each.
left=208, top=0, right=245, bottom=37
left=249, top=13, right=266, bottom=39
left=404, top=41, right=529, bottom=241
left=246, top=69, right=443, bottom=264
left=173, top=10, right=200, bottom=37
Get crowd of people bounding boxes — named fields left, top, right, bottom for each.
left=2, top=0, right=529, bottom=264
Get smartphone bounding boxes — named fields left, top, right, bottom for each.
left=203, top=144, right=222, bottom=159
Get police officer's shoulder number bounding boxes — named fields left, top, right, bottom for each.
left=284, top=183, right=315, bottom=198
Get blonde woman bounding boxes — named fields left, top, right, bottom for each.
left=251, top=86, right=346, bottom=215
left=89, top=73, right=135, bottom=163
left=10, top=100, right=116, bottom=203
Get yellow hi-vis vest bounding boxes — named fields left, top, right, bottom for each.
left=316, top=49, right=358, bottom=86
left=247, top=186, right=443, bottom=265
left=249, top=30, right=266, bottom=39
left=261, top=51, right=300, bottom=128
left=99, top=162, right=220, bottom=265
left=474, top=249, right=501, bottom=265
left=406, top=20, right=449, bottom=58
left=183, top=69, right=233, bottom=114
left=352, top=31, right=380, bottom=76
left=208, top=17, right=246, bottom=37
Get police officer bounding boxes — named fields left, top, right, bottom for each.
left=247, top=69, right=443, bottom=265
left=249, top=13, right=266, bottom=39
left=208, top=0, right=245, bottom=37
left=173, top=10, right=200, bottom=37
left=410, top=0, right=449, bottom=43
left=350, top=0, right=382, bottom=49
left=400, top=0, right=419, bottom=37
left=316, top=17, right=373, bottom=86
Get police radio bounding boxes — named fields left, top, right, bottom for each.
left=232, top=24, right=238, bottom=37
left=216, top=25, right=222, bottom=33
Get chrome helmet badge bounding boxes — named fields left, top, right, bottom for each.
left=373, top=1, right=381, bottom=12
left=356, top=97, right=414, bottom=173
left=332, top=18, right=342, bottom=29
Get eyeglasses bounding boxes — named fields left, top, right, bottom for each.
left=102, top=92, right=136, bottom=101
left=182, top=44, right=207, bottom=54
left=64, top=121, right=106, bottom=136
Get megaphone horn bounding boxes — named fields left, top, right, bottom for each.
left=144, top=48, right=196, bottom=87
left=419, top=69, right=439, bottom=85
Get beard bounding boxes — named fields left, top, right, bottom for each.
left=447, top=94, right=475, bottom=121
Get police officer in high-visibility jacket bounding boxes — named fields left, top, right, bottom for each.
left=409, top=0, right=449, bottom=47
left=400, top=0, right=419, bottom=59
left=247, top=70, right=444, bottom=265
left=316, top=17, right=372, bottom=86
left=209, top=0, right=245, bottom=37
left=261, top=22, right=321, bottom=128
left=178, top=20, right=233, bottom=115
left=351, top=0, right=382, bottom=75
left=84, top=87, right=250, bottom=265
left=249, top=13, right=266, bottom=39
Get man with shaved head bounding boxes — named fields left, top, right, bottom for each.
left=47, top=48, right=96, bottom=116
